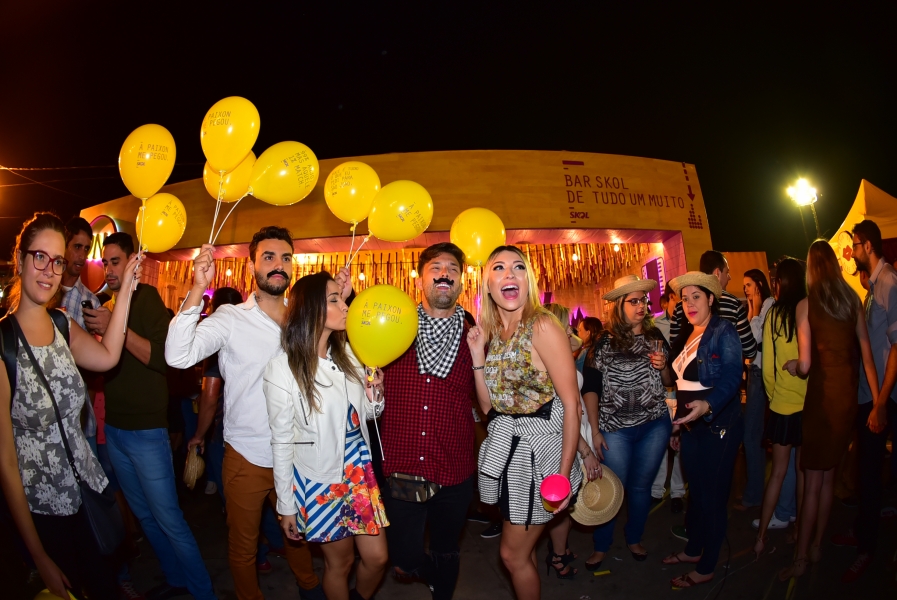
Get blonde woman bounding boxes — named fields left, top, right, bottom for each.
left=467, top=246, right=582, bottom=600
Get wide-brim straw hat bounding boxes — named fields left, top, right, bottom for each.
left=183, top=448, right=205, bottom=490
left=669, top=271, right=722, bottom=301
left=602, top=275, right=657, bottom=301
left=570, top=465, right=625, bottom=527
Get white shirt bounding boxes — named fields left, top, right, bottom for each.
left=165, top=293, right=284, bottom=467
left=749, top=297, right=775, bottom=364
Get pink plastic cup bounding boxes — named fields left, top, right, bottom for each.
left=540, top=474, right=571, bottom=512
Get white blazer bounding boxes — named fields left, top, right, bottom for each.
left=264, top=345, right=382, bottom=516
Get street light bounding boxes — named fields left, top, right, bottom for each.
left=787, top=178, right=821, bottom=239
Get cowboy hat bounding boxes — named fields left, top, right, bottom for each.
left=669, top=271, right=722, bottom=300
left=602, top=275, right=657, bottom=302
left=570, top=465, right=625, bottom=527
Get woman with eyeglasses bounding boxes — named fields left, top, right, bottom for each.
left=0, top=213, right=141, bottom=600
left=582, top=276, right=672, bottom=571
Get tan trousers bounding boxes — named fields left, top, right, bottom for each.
left=222, top=445, right=318, bottom=599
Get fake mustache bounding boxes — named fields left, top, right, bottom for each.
left=433, top=278, right=455, bottom=287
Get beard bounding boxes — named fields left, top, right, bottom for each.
left=256, top=271, right=290, bottom=296
left=854, top=253, right=870, bottom=273
left=424, top=284, right=460, bottom=310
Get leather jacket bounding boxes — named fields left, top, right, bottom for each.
left=264, top=345, right=382, bottom=515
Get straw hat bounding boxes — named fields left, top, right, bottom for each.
left=183, top=448, right=205, bottom=490
left=570, top=465, right=625, bottom=526
left=602, top=275, right=657, bottom=302
left=669, top=271, right=722, bottom=301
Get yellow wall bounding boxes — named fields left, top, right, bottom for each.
left=81, top=150, right=713, bottom=269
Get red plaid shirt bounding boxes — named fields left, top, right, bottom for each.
left=381, top=325, right=476, bottom=486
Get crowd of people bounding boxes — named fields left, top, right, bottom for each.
left=0, top=212, right=894, bottom=600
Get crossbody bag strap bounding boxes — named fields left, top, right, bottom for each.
left=9, top=315, right=82, bottom=484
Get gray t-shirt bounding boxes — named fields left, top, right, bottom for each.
left=859, top=260, right=897, bottom=405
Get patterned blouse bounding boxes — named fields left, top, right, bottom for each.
left=484, top=314, right=557, bottom=414
left=11, top=318, right=107, bottom=516
left=588, top=332, right=669, bottom=433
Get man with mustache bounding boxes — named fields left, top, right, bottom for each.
left=166, top=226, right=349, bottom=600
left=84, top=232, right=216, bottom=600
left=380, top=242, right=476, bottom=600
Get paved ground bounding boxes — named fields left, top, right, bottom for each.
left=120, top=454, right=896, bottom=600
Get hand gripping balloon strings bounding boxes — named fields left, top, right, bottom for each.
left=211, top=193, right=248, bottom=245
left=208, top=172, right=225, bottom=244
left=345, top=223, right=358, bottom=267
left=345, top=230, right=370, bottom=268
left=122, top=200, right=147, bottom=334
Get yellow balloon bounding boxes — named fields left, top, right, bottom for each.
left=249, top=141, right=319, bottom=206
left=324, top=162, right=381, bottom=225
left=200, top=96, right=260, bottom=173
left=135, top=193, right=187, bottom=253
left=347, top=284, right=419, bottom=368
left=118, top=124, right=176, bottom=200
left=450, top=208, right=507, bottom=266
left=34, top=589, right=77, bottom=600
left=368, top=181, right=434, bottom=242
left=203, top=151, right=255, bottom=203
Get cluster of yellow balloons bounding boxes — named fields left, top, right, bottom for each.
left=450, top=207, right=507, bottom=266
left=346, top=284, right=419, bottom=370
left=118, top=124, right=186, bottom=253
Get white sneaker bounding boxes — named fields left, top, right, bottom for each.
left=204, top=481, right=217, bottom=495
left=752, top=515, right=790, bottom=530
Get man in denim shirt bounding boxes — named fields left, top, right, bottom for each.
left=838, top=219, right=897, bottom=583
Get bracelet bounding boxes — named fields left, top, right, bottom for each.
left=472, top=365, right=485, bottom=371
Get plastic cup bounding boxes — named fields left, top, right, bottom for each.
left=540, top=474, right=571, bottom=512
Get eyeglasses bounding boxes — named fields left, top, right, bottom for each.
left=24, top=250, right=68, bottom=276
left=624, top=297, right=651, bottom=307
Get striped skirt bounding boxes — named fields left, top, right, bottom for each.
left=292, top=407, right=389, bottom=543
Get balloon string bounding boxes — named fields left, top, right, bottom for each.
left=209, top=172, right=224, bottom=244
left=345, top=224, right=358, bottom=268
left=123, top=201, right=146, bottom=335
left=477, top=264, right=483, bottom=325
left=346, top=234, right=369, bottom=267
left=211, top=194, right=247, bottom=245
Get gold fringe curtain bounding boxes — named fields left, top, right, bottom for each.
left=157, top=242, right=650, bottom=314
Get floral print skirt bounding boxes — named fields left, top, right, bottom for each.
left=292, top=405, right=388, bottom=543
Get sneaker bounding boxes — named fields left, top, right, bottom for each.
left=467, top=511, right=491, bottom=523
left=481, top=521, right=503, bottom=539
left=671, top=525, right=688, bottom=541
left=257, top=559, right=272, bottom=574
left=670, top=498, right=684, bottom=514
left=841, top=553, right=873, bottom=583
left=118, top=580, right=146, bottom=600
left=751, top=515, right=789, bottom=530
left=832, top=530, right=859, bottom=547
left=204, top=481, right=217, bottom=495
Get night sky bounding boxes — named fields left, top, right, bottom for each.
left=1, top=3, right=895, bottom=265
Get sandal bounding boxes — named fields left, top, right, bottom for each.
left=670, top=572, right=714, bottom=589
left=778, top=556, right=809, bottom=581
left=545, top=551, right=577, bottom=579
left=662, top=551, right=701, bottom=565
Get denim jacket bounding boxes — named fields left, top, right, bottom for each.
left=670, top=314, right=743, bottom=423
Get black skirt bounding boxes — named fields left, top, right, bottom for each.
left=765, top=410, right=802, bottom=447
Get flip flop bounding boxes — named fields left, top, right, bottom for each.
left=670, top=573, right=714, bottom=589
left=662, top=552, right=701, bottom=565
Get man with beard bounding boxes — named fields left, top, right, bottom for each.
left=60, top=217, right=100, bottom=327
left=381, top=242, right=476, bottom=600
left=835, top=219, right=897, bottom=583
left=166, top=226, right=342, bottom=600
left=84, top=233, right=216, bottom=600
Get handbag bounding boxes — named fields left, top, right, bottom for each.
left=10, top=315, right=125, bottom=555
left=388, top=472, right=441, bottom=502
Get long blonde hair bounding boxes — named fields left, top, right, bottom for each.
left=606, top=293, right=658, bottom=352
left=807, top=240, right=859, bottom=322
left=479, top=246, right=548, bottom=339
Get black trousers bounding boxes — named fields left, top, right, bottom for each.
left=383, top=475, right=474, bottom=600
left=855, top=400, right=897, bottom=555
left=31, top=506, right=117, bottom=600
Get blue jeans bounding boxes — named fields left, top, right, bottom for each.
left=592, top=415, right=672, bottom=551
left=774, top=448, right=797, bottom=522
left=741, top=365, right=766, bottom=507
left=105, top=426, right=216, bottom=600
left=206, top=439, right=225, bottom=504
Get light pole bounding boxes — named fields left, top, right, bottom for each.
left=787, top=178, right=821, bottom=240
